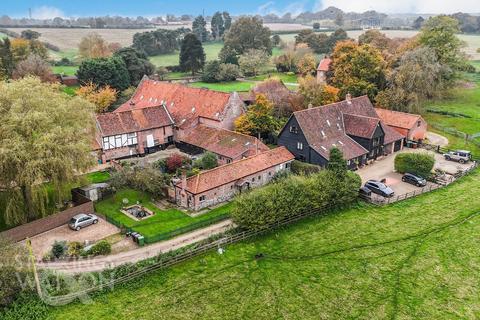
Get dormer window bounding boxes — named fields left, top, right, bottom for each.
left=289, top=126, right=298, bottom=133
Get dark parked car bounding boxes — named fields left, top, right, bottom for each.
left=359, top=186, right=372, bottom=197
left=68, top=213, right=99, bottom=231
left=402, top=173, right=427, bottom=187
left=364, top=180, right=395, bottom=198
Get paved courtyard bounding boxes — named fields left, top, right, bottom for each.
left=357, top=148, right=473, bottom=199
left=24, top=218, right=120, bottom=259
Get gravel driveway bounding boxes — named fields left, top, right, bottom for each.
left=25, top=218, right=120, bottom=259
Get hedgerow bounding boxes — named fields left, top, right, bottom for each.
left=394, top=152, right=435, bottom=178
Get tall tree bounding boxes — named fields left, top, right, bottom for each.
left=330, top=41, right=387, bottom=100
left=223, top=12, right=232, bottom=31
left=77, top=56, right=131, bottom=91
left=222, top=17, right=272, bottom=58
left=179, top=33, right=206, bottom=76
left=376, top=47, right=444, bottom=113
left=418, top=16, right=466, bottom=79
left=211, top=12, right=225, bottom=40
left=192, top=15, right=208, bottom=42
left=327, top=148, right=347, bottom=175
left=114, top=47, right=155, bottom=86
left=413, top=16, right=425, bottom=29
left=78, top=33, right=112, bottom=59
left=0, top=38, right=14, bottom=79
left=0, top=77, right=96, bottom=225
left=298, top=75, right=340, bottom=108
left=235, top=94, right=279, bottom=138
left=12, top=54, right=56, bottom=82
left=238, top=49, right=269, bottom=76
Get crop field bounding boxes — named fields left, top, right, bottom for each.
left=42, top=168, right=480, bottom=320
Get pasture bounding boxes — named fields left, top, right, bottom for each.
left=45, top=169, right=480, bottom=320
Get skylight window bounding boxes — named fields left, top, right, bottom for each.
left=321, top=146, right=327, bottom=151
left=326, top=120, right=331, bottom=126
left=321, top=130, right=326, bottom=138
left=192, top=107, right=196, bottom=113
left=338, top=141, right=344, bottom=146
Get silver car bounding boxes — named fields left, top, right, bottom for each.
left=68, top=214, right=99, bottom=231
left=444, top=150, right=471, bottom=164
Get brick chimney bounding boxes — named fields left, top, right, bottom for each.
left=180, top=170, right=187, bottom=196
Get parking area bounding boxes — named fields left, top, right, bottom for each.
left=357, top=148, right=473, bottom=200
left=24, top=217, right=120, bottom=259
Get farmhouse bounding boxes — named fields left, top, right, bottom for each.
left=95, top=104, right=174, bottom=163
left=375, top=108, right=427, bottom=142
left=277, top=95, right=405, bottom=169
left=94, top=77, right=260, bottom=163
left=172, top=147, right=295, bottom=211
left=316, top=57, right=331, bottom=84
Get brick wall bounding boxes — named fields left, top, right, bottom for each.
left=0, top=200, right=94, bottom=242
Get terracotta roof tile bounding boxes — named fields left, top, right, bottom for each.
left=317, top=58, right=332, bottom=72
left=382, top=123, right=405, bottom=144
left=96, top=104, right=173, bottom=136
left=181, top=125, right=269, bottom=159
left=375, top=108, right=422, bottom=129
left=178, top=147, right=294, bottom=194
left=114, top=79, right=232, bottom=127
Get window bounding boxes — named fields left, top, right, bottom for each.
left=347, top=160, right=351, bottom=166
left=286, top=163, right=290, bottom=169
left=227, top=159, right=232, bottom=164
left=290, top=126, right=298, bottom=134
left=417, top=120, right=422, bottom=127
left=251, top=178, right=255, bottom=182
left=199, top=195, right=206, bottom=202
left=297, top=142, right=303, bottom=150
left=258, top=176, right=261, bottom=180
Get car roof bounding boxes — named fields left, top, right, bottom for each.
left=72, top=213, right=90, bottom=220
left=456, top=150, right=471, bottom=153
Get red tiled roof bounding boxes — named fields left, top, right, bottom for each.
left=317, top=58, right=332, bottom=72
left=177, top=147, right=294, bottom=194
left=382, top=122, right=405, bottom=144
left=343, top=113, right=380, bottom=139
left=96, top=104, right=173, bottom=136
left=181, top=125, right=269, bottom=159
left=115, top=79, right=232, bottom=127
left=375, top=108, right=422, bottom=130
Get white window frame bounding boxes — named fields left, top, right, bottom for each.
left=297, top=142, right=303, bottom=150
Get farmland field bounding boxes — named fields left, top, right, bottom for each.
left=42, top=168, right=480, bottom=320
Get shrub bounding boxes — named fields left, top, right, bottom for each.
left=231, top=170, right=361, bottom=230
left=291, top=160, right=321, bottom=175
left=193, top=152, right=218, bottom=170
left=51, top=241, right=67, bottom=259
left=201, top=61, right=241, bottom=83
left=67, top=242, right=83, bottom=257
left=88, top=240, right=111, bottom=256
left=110, top=166, right=169, bottom=198
left=394, top=152, right=435, bottom=178
left=166, top=153, right=189, bottom=173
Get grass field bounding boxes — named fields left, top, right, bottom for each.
left=96, top=189, right=232, bottom=238
left=422, top=64, right=480, bottom=154
left=149, top=42, right=223, bottom=67
left=189, top=81, right=254, bottom=92
left=248, top=71, right=298, bottom=83
left=46, top=169, right=480, bottom=319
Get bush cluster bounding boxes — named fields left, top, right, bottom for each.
left=231, top=170, right=361, bottom=230
left=110, top=166, right=170, bottom=198
left=394, top=153, right=435, bottom=178
left=201, top=60, right=242, bottom=83
left=88, top=240, right=111, bottom=256
left=290, top=160, right=321, bottom=175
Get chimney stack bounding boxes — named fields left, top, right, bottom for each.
left=346, top=93, right=352, bottom=104
left=181, top=169, right=187, bottom=196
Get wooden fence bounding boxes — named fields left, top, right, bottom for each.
left=42, top=203, right=346, bottom=305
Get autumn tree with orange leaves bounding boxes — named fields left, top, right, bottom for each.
left=76, top=82, right=117, bottom=113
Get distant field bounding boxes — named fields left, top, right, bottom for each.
left=279, top=30, right=480, bottom=60
left=149, top=42, right=223, bottom=67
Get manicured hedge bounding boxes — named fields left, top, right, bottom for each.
left=231, top=170, right=361, bottom=230
left=394, top=153, right=435, bottom=178
left=290, top=160, right=321, bottom=175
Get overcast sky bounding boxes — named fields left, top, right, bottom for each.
left=1, top=0, right=477, bottom=18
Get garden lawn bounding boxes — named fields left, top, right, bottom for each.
left=52, top=65, right=78, bottom=76
left=188, top=81, right=253, bottom=92
left=46, top=169, right=480, bottom=319
left=248, top=71, right=298, bottom=83
left=96, top=189, right=232, bottom=238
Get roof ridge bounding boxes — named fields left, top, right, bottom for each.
left=293, top=95, right=369, bottom=114
left=186, top=147, right=287, bottom=181
left=343, top=112, right=380, bottom=120
left=375, top=108, right=421, bottom=118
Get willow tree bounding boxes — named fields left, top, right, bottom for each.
left=0, top=77, right=96, bottom=226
